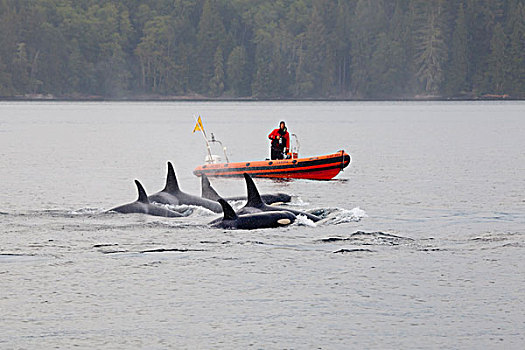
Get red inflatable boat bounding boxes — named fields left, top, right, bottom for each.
left=193, top=150, right=351, bottom=180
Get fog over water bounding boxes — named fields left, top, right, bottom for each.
left=1, top=101, right=524, bottom=348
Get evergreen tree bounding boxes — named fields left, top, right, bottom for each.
left=443, top=2, right=469, bottom=96
left=368, top=0, right=410, bottom=98
left=34, top=23, right=69, bottom=95
left=465, top=0, right=505, bottom=93
left=334, top=0, right=352, bottom=95
left=505, top=0, right=525, bottom=96
left=226, top=45, right=249, bottom=96
left=0, top=56, right=13, bottom=96
left=12, top=43, right=31, bottom=93
left=135, top=15, right=176, bottom=93
left=67, top=39, right=86, bottom=93
left=484, top=23, right=508, bottom=94
left=209, top=46, right=224, bottom=96
left=311, top=0, right=337, bottom=96
left=196, top=0, right=227, bottom=94
left=294, top=2, right=327, bottom=97
left=252, top=58, right=274, bottom=98
left=414, top=1, right=447, bottom=94
left=292, top=34, right=314, bottom=97
left=350, top=0, right=387, bottom=97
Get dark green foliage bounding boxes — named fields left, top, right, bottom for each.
left=226, top=45, right=250, bottom=96
left=414, top=1, right=447, bottom=94
left=0, top=0, right=523, bottom=98
left=367, top=0, right=411, bottom=98
left=196, top=0, right=228, bottom=94
left=209, top=46, right=224, bottom=96
left=484, top=23, right=508, bottom=94
left=350, top=0, right=388, bottom=97
left=443, top=2, right=469, bottom=96
left=504, top=0, right=525, bottom=95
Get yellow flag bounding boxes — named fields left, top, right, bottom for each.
left=193, top=116, right=204, bottom=133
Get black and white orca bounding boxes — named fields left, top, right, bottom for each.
left=237, top=173, right=321, bottom=222
left=109, top=180, right=184, bottom=217
left=211, top=199, right=296, bottom=229
left=148, top=162, right=222, bottom=213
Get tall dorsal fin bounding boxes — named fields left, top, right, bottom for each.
left=164, top=162, right=180, bottom=194
left=135, top=180, right=150, bottom=203
left=201, top=174, right=221, bottom=201
left=218, top=198, right=237, bottom=220
left=244, top=173, right=264, bottom=208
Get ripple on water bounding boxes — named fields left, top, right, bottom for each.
left=468, top=231, right=525, bottom=250
left=0, top=253, right=49, bottom=263
left=319, top=231, right=414, bottom=246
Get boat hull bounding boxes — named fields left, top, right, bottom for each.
left=193, top=150, right=351, bottom=180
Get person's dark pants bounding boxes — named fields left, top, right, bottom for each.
left=271, top=147, right=284, bottom=160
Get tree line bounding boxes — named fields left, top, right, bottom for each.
left=0, top=0, right=523, bottom=99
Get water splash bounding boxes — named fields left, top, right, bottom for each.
left=295, top=214, right=317, bottom=227
left=165, top=204, right=216, bottom=217
left=316, top=207, right=368, bottom=225
left=227, top=200, right=247, bottom=210
left=288, top=197, right=309, bottom=207
left=69, top=208, right=105, bottom=215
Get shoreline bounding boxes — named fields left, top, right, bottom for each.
left=0, top=96, right=522, bottom=102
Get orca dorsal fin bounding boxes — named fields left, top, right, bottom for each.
left=244, top=173, right=264, bottom=208
left=164, top=162, right=180, bottom=194
left=135, top=180, right=150, bottom=203
left=218, top=198, right=237, bottom=220
left=201, top=174, right=221, bottom=201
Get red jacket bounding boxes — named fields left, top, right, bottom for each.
left=268, top=128, right=290, bottom=149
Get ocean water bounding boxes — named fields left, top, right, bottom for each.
left=1, top=101, right=524, bottom=349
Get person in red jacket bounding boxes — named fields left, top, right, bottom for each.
left=268, top=121, right=290, bottom=160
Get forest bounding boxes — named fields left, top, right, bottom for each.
left=0, top=0, right=523, bottom=99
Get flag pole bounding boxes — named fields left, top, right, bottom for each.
left=193, top=115, right=214, bottom=163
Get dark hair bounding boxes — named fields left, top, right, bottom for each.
left=279, top=121, right=286, bottom=128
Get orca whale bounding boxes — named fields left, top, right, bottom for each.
left=211, top=199, right=296, bottom=230
left=237, top=173, right=322, bottom=222
left=200, top=174, right=292, bottom=204
left=109, top=180, right=184, bottom=217
left=148, top=162, right=222, bottom=213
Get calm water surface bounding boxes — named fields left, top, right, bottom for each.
left=1, top=101, right=524, bottom=349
